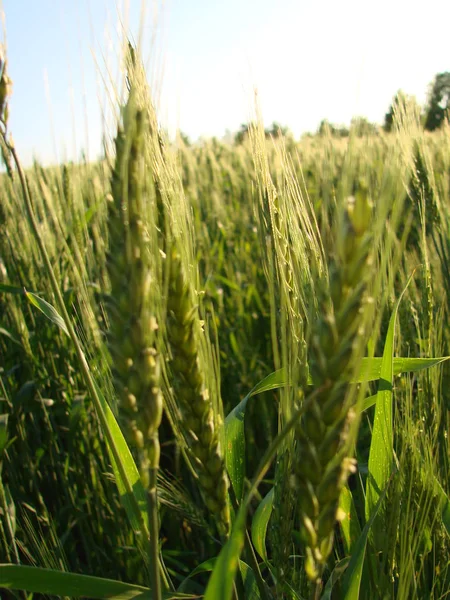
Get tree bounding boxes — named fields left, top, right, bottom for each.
left=424, top=72, right=450, bottom=131
left=234, top=122, right=252, bottom=145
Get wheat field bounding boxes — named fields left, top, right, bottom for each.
left=0, top=37, right=449, bottom=600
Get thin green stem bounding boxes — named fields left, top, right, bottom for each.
left=311, top=579, right=322, bottom=600
left=244, top=529, right=271, bottom=600
left=0, top=473, right=19, bottom=565
left=148, top=467, right=162, bottom=600
left=0, top=469, right=27, bottom=600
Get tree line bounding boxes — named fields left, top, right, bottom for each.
left=229, top=71, right=450, bottom=144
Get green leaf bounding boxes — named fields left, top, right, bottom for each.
left=93, top=380, right=149, bottom=536
left=339, top=485, right=361, bottom=554
left=204, top=506, right=247, bottom=600
left=360, top=394, right=377, bottom=412
left=342, top=479, right=391, bottom=599
left=3, top=486, right=16, bottom=535
left=251, top=488, right=274, bottom=563
left=187, top=557, right=217, bottom=577
left=365, top=274, right=413, bottom=522
left=248, top=357, right=450, bottom=407
left=321, top=558, right=350, bottom=600
left=212, top=273, right=242, bottom=292
left=435, top=479, right=450, bottom=536
left=0, top=414, right=9, bottom=454
left=177, top=557, right=217, bottom=593
left=246, top=369, right=290, bottom=396
left=0, top=564, right=151, bottom=599
left=0, top=564, right=190, bottom=599
left=239, top=560, right=261, bottom=599
left=0, top=327, right=22, bottom=346
left=355, top=356, right=450, bottom=383
left=25, top=291, right=69, bottom=336
left=225, top=369, right=287, bottom=501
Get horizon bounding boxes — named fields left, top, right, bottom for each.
left=1, top=0, right=449, bottom=166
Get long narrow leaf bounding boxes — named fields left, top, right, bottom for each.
left=342, top=479, right=391, bottom=599
left=203, top=507, right=247, bottom=600
left=94, top=380, right=148, bottom=534
left=339, top=485, right=361, bottom=554
left=0, top=564, right=151, bottom=599
left=321, top=558, right=350, bottom=600
left=225, top=369, right=287, bottom=501
left=435, top=479, right=450, bottom=536
left=356, top=356, right=450, bottom=383
left=239, top=560, right=261, bottom=600
left=251, top=488, right=274, bottom=563
left=365, top=274, right=413, bottom=521
left=25, top=291, right=69, bottom=336
left=0, top=564, right=190, bottom=599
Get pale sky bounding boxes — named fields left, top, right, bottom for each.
left=2, top=0, right=449, bottom=165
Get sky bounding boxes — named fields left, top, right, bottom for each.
left=1, top=0, right=449, bottom=165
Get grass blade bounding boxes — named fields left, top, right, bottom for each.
left=435, top=479, right=450, bottom=536
left=356, top=356, right=450, bottom=383
left=365, top=273, right=414, bottom=521
left=251, top=488, right=274, bottom=563
left=342, top=479, right=391, bottom=599
left=203, top=507, right=247, bottom=600
left=94, top=380, right=148, bottom=533
left=25, top=291, right=69, bottom=336
left=321, top=558, right=350, bottom=600
left=225, top=369, right=286, bottom=501
left=0, top=564, right=151, bottom=599
left=339, top=485, right=361, bottom=554
left=0, top=564, right=190, bottom=599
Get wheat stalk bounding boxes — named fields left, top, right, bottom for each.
left=294, top=192, right=373, bottom=586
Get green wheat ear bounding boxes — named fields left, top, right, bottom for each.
left=106, top=80, right=163, bottom=487
left=165, top=247, right=231, bottom=537
left=294, top=191, right=373, bottom=582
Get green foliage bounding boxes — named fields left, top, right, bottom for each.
left=425, top=72, right=450, bottom=131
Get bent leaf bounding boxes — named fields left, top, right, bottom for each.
left=435, top=479, right=450, bottom=536
left=0, top=564, right=189, bottom=599
left=365, top=274, right=413, bottom=522
left=25, top=291, right=69, bottom=336
left=251, top=488, right=274, bottom=563
left=204, top=507, right=247, bottom=600
left=225, top=369, right=287, bottom=502
left=0, top=564, right=150, bottom=599
left=342, top=479, right=391, bottom=599
left=339, top=485, right=361, bottom=554
left=322, top=558, right=350, bottom=600
left=356, top=356, right=450, bottom=383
